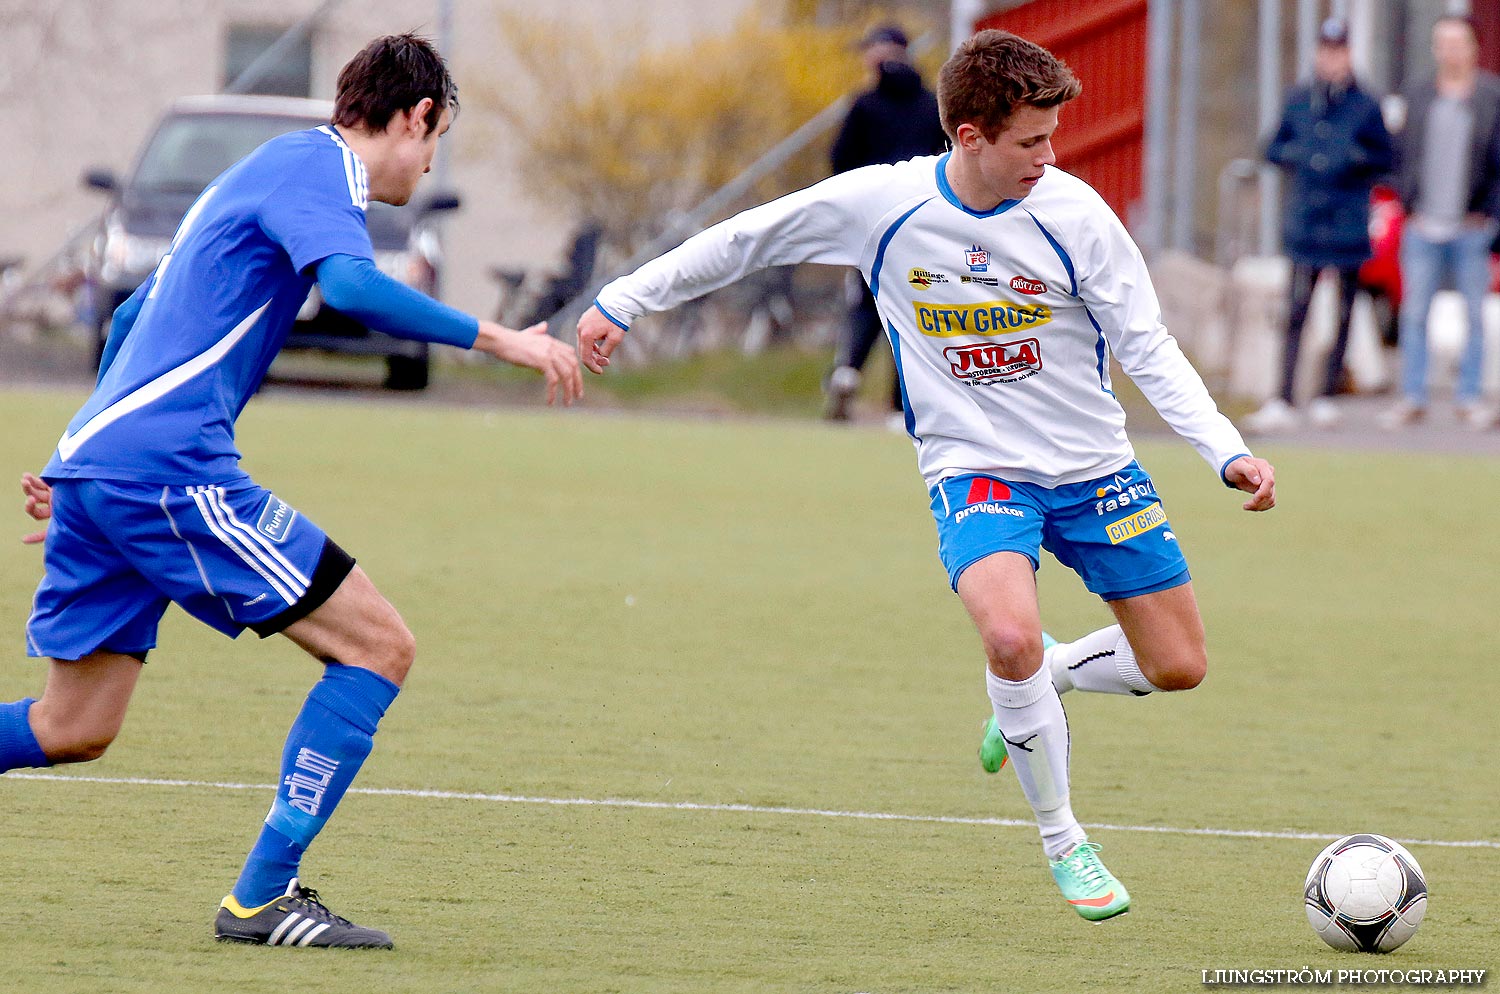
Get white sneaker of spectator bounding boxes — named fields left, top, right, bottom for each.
left=1306, top=396, right=1340, bottom=428
left=1378, top=400, right=1426, bottom=430
left=1455, top=402, right=1498, bottom=431
left=1244, top=398, right=1298, bottom=435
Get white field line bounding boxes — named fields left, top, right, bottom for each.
left=9, top=772, right=1499, bottom=850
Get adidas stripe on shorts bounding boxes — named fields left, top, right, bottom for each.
left=27, top=478, right=351, bottom=660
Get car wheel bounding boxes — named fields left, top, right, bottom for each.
left=384, top=354, right=430, bottom=391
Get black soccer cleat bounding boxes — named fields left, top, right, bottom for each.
left=213, top=877, right=393, bottom=949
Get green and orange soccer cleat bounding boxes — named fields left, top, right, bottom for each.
left=1049, top=841, right=1131, bottom=922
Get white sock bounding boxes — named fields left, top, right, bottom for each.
left=1049, top=625, right=1159, bottom=696
left=986, top=666, right=1086, bottom=860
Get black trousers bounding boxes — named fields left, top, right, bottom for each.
left=1279, top=262, right=1361, bottom=403
left=836, top=286, right=903, bottom=412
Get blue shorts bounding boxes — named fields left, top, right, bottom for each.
left=26, top=478, right=353, bottom=660
left=929, top=461, right=1190, bottom=601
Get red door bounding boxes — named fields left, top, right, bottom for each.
left=975, top=0, right=1147, bottom=222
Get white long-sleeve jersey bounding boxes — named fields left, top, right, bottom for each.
left=596, top=154, right=1251, bottom=489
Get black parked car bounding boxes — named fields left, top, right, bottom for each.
left=80, top=94, right=460, bottom=389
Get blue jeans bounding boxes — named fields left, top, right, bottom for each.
left=1398, top=225, right=1493, bottom=406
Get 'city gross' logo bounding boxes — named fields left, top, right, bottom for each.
left=944, top=338, right=1042, bottom=384
left=913, top=299, right=1052, bottom=337
left=1105, top=501, right=1168, bottom=545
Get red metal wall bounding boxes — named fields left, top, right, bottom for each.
left=975, top=0, right=1147, bottom=222
left=1474, top=3, right=1500, bottom=76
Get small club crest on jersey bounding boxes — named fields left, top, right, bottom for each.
left=965, top=245, right=990, bottom=272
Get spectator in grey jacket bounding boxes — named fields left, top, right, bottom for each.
left=1384, top=14, right=1500, bottom=430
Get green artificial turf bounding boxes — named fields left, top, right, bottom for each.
left=1, top=388, right=1495, bottom=992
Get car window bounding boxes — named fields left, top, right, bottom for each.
left=131, top=114, right=325, bottom=193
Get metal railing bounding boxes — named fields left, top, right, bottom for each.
left=541, top=30, right=943, bottom=349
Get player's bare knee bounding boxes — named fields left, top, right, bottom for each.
left=364, top=619, right=416, bottom=686
left=1156, top=665, right=1205, bottom=692
left=31, top=710, right=117, bottom=764
left=979, top=623, right=1045, bottom=680
left=389, top=622, right=417, bottom=682
left=50, top=733, right=115, bottom=764
left=1142, top=649, right=1206, bottom=692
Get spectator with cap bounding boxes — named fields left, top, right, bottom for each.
left=824, top=23, right=949, bottom=423
left=1383, top=14, right=1500, bottom=430
left=1247, top=17, right=1393, bottom=435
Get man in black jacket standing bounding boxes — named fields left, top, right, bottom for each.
left=825, top=25, right=949, bottom=423
left=1246, top=18, right=1394, bottom=434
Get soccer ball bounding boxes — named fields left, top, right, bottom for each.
left=1305, top=834, right=1427, bottom=953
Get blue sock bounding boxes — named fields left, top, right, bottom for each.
left=0, top=699, right=51, bottom=771
left=231, top=663, right=399, bottom=908
left=233, top=825, right=303, bottom=907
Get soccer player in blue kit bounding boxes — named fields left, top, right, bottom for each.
left=577, top=31, right=1276, bottom=922
left=3, top=35, right=580, bottom=947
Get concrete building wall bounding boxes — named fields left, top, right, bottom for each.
left=0, top=0, right=754, bottom=321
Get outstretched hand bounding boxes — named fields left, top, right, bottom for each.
left=21, top=472, right=51, bottom=545
left=1224, top=456, right=1276, bottom=511
left=576, top=305, right=626, bottom=375
left=474, top=321, right=583, bottom=406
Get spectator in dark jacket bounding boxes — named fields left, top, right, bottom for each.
left=830, top=37, right=948, bottom=174
left=1383, top=14, right=1500, bottom=430
left=1247, top=18, right=1394, bottom=434
left=824, top=25, right=949, bottom=423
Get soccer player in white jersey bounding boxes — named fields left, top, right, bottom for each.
left=577, top=30, right=1276, bottom=922
left=3, top=35, right=581, bottom=947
